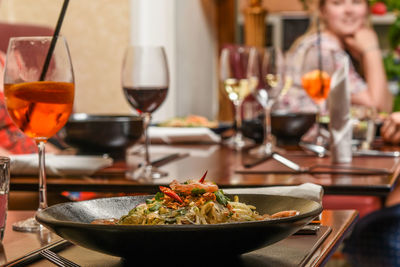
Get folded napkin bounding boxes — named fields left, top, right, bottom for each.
left=148, top=127, right=221, bottom=144
left=10, top=154, right=114, bottom=176
left=328, top=56, right=352, bottom=164
left=223, top=183, right=323, bottom=203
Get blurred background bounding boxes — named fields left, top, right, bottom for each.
left=0, top=0, right=396, bottom=122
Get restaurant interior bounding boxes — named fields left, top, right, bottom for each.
left=0, top=0, right=400, bottom=266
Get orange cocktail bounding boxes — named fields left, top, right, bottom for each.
left=4, top=81, right=74, bottom=141
left=301, top=70, right=331, bottom=104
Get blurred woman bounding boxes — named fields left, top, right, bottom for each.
left=282, top=0, right=392, bottom=113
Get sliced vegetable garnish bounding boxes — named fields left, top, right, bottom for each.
left=149, top=202, right=162, bottom=212
left=215, top=190, right=230, bottom=206
left=154, top=192, right=164, bottom=201
left=191, top=188, right=206, bottom=195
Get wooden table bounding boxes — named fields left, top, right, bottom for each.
left=10, top=144, right=400, bottom=196
left=1, top=209, right=358, bottom=267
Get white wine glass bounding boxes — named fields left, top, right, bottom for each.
left=122, top=46, right=169, bottom=179
left=251, top=46, right=286, bottom=156
left=300, top=46, right=336, bottom=146
left=4, top=36, right=74, bottom=232
left=219, top=45, right=259, bottom=150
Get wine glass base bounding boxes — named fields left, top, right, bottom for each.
left=248, top=143, right=285, bottom=157
left=224, top=135, right=254, bottom=151
left=249, top=144, right=273, bottom=157
left=128, top=165, right=168, bottom=180
left=12, top=217, right=42, bottom=233
left=302, top=124, right=330, bottom=147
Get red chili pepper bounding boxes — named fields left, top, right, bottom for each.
left=159, top=186, right=183, bottom=203
left=199, top=170, right=208, bottom=183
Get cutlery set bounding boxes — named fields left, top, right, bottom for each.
left=4, top=239, right=71, bottom=267
left=40, top=249, right=81, bottom=267
left=299, top=141, right=400, bottom=158
left=245, top=142, right=399, bottom=173
left=271, top=152, right=391, bottom=175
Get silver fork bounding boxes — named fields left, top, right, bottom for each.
left=40, top=249, right=81, bottom=267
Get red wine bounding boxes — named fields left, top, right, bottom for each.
left=123, top=86, right=168, bottom=113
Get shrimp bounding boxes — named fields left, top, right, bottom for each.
left=169, top=180, right=219, bottom=195
left=270, top=210, right=299, bottom=219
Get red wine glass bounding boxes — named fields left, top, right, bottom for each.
left=122, top=46, right=169, bottom=179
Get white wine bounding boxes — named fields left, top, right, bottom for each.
left=224, top=77, right=258, bottom=102
left=265, top=74, right=280, bottom=88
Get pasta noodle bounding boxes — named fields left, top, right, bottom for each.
left=115, top=178, right=299, bottom=225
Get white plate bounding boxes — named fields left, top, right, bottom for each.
left=148, top=126, right=221, bottom=144
left=10, top=154, right=113, bottom=176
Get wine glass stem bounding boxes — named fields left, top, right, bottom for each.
left=142, top=112, right=152, bottom=166
left=315, top=104, right=324, bottom=146
left=234, top=100, right=242, bottom=138
left=263, top=100, right=274, bottom=147
left=38, top=141, right=47, bottom=211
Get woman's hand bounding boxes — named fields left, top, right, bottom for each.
left=343, top=28, right=380, bottom=61
left=381, top=112, right=400, bottom=144
left=344, top=27, right=392, bottom=113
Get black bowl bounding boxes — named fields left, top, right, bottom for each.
left=36, top=194, right=322, bottom=259
left=271, top=111, right=317, bottom=145
left=62, top=114, right=143, bottom=159
left=243, top=112, right=316, bottom=145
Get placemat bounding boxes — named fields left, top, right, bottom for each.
left=29, top=226, right=332, bottom=267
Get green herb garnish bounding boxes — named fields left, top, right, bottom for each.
left=191, top=188, right=206, bottom=195
left=154, top=192, right=164, bottom=201
left=149, top=202, right=161, bottom=212
left=215, top=190, right=230, bottom=206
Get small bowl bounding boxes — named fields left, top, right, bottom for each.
left=243, top=112, right=316, bottom=145
left=61, top=114, right=143, bottom=159
left=271, top=111, right=316, bottom=145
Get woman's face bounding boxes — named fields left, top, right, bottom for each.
left=321, top=0, right=368, bottom=37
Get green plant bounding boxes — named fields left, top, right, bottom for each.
left=384, top=53, right=400, bottom=81
left=370, top=0, right=400, bottom=11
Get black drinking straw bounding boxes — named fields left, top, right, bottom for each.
left=316, top=17, right=324, bottom=97
left=21, top=0, right=70, bottom=131
left=39, top=0, right=70, bottom=81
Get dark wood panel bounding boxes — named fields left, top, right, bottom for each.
left=216, top=0, right=236, bottom=121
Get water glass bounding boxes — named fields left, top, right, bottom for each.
left=351, top=105, right=377, bottom=150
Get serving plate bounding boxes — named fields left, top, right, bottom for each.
left=36, top=194, right=322, bottom=258
left=153, top=122, right=233, bottom=135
